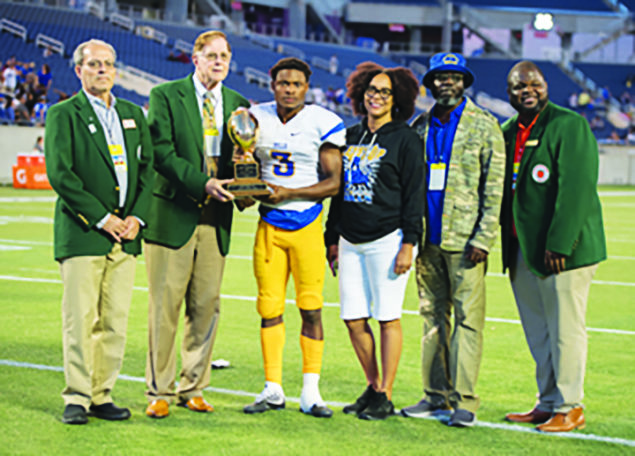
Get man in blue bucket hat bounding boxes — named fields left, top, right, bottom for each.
left=401, top=53, right=505, bottom=427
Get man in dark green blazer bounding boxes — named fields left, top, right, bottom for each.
left=45, top=39, right=153, bottom=425
left=143, top=30, right=249, bottom=418
left=500, top=61, right=606, bottom=433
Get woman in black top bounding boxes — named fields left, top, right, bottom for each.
left=325, top=62, right=424, bottom=420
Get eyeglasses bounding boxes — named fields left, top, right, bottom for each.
left=85, top=59, right=115, bottom=69
left=433, top=72, right=463, bottom=84
left=201, top=52, right=231, bottom=62
left=365, top=85, right=393, bottom=100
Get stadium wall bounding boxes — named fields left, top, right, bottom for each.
left=0, top=126, right=44, bottom=184
left=0, top=126, right=633, bottom=185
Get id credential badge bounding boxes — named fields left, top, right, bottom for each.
left=429, top=163, right=446, bottom=191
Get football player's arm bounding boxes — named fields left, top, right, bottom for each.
left=263, top=143, right=342, bottom=204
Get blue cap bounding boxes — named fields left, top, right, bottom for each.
left=422, top=52, right=475, bottom=89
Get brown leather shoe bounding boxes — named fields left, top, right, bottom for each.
left=536, top=407, right=585, bottom=432
left=146, top=399, right=169, bottom=419
left=179, top=396, right=215, bottom=413
left=505, top=406, right=552, bottom=424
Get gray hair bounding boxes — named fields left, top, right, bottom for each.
left=73, top=39, right=117, bottom=66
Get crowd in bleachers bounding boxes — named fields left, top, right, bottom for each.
left=1, top=55, right=58, bottom=126
left=1, top=1, right=634, bottom=144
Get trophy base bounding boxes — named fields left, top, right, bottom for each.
left=226, top=179, right=271, bottom=197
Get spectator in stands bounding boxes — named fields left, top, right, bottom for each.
left=44, top=38, right=154, bottom=426
left=37, top=63, right=53, bottom=92
left=627, top=126, right=635, bottom=144
left=2, top=96, right=15, bottom=123
left=401, top=52, right=505, bottom=428
left=167, top=50, right=191, bottom=64
left=325, top=61, right=423, bottom=421
left=12, top=94, right=32, bottom=125
left=577, top=90, right=592, bottom=109
left=143, top=30, right=249, bottom=419
left=2, top=57, right=20, bottom=93
left=567, top=92, right=578, bottom=110
left=501, top=60, right=606, bottom=433
left=312, top=85, right=326, bottom=107
left=329, top=54, right=339, bottom=75
left=619, top=91, right=632, bottom=111
left=589, top=114, right=605, bottom=131
left=32, top=95, right=49, bottom=126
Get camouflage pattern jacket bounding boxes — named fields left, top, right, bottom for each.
left=411, top=97, right=505, bottom=253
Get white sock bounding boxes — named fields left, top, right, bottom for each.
left=300, top=373, right=325, bottom=412
left=258, top=381, right=284, bottom=404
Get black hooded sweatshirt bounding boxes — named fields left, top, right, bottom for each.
left=325, top=119, right=425, bottom=247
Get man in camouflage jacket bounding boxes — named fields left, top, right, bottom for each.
left=401, top=53, right=505, bottom=427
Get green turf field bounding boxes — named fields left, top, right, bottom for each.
left=0, top=186, right=633, bottom=455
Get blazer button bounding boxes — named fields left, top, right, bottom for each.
left=115, top=186, right=120, bottom=191
left=198, top=204, right=203, bottom=208
left=114, top=208, right=120, bottom=214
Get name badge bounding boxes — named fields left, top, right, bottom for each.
left=108, top=144, right=128, bottom=172
left=122, top=118, right=136, bottom=129
left=525, top=139, right=539, bottom=147
left=429, top=163, right=446, bottom=191
left=88, top=123, right=97, bottom=134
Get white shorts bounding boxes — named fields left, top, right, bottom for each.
left=338, top=228, right=416, bottom=322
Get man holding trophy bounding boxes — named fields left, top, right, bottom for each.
left=240, top=57, right=346, bottom=418
left=143, top=30, right=249, bottom=418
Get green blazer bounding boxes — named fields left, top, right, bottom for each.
left=143, top=75, right=249, bottom=256
left=44, top=90, right=154, bottom=261
left=500, top=102, right=606, bottom=277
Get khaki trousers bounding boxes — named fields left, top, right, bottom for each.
left=145, top=225, right=225, bottom=403
left=60, top=243, right=136, bottom=408
left=510, top=247, right=597, bottom=413
left=416, top=244, right=486, bottom=413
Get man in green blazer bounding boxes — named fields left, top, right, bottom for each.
left=500, top=61, right=606, bottom=432
left=45, top=39, right=154, bottom=425
left=144, top=30, right=249, bottom=418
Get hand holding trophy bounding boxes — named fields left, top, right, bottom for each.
left=226, top=107, right=271, bottom=197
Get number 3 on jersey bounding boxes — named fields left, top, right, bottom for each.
left=271, top=151, right=295, bottom=177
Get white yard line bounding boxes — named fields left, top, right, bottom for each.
left=1, top=274, right=632, bottom=336
left=0, top=359, right=633, bottom=448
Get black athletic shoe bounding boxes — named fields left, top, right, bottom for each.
left=88, top=402, right=131, bottom=421
left=358, top=392, right=395, bottom=421
left=301, top=404, right=333, bottom=418
left=343, top=385, right=377, bottom=415
left=62, top=404, right=88, bottom=425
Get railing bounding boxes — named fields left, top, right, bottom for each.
left=0, top=18, right=27, bottom=41
left=277, top=44, right=305, bottom=60
left=311, top=56, right=330, bottom=72
left=249, top=33, right=275, bottom=51
left=134, top=25, right=168, bottom=45
left=109, top=12, right=134, bottom=32
left=174, top=39, right=193, bottom=55
left=244, top=66, right=270, bottom=89
left=35, top=34, right=65, bottom=56
left=86, top=1, right=105, bottom=20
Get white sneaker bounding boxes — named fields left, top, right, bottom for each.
left=300, top=373, right=332, bottom=417
left=244, top=381, right=285, bottom=414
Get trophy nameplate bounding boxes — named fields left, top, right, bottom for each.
left=226, top=107, right=271, bottom=197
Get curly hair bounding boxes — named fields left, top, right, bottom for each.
left=269, top=57, right=312, bottom=83
left=346, top=61, right=419, bottom=121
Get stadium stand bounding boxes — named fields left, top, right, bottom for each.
left=1, top=0, right=633, bottom=137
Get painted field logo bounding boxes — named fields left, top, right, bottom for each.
left=531, top=164, right=550, bottom=183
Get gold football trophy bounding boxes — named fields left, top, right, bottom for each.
left=225, top=107, right=270, bottom=197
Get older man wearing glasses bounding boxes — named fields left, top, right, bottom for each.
left=401, top=53, right=505, bottom=427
